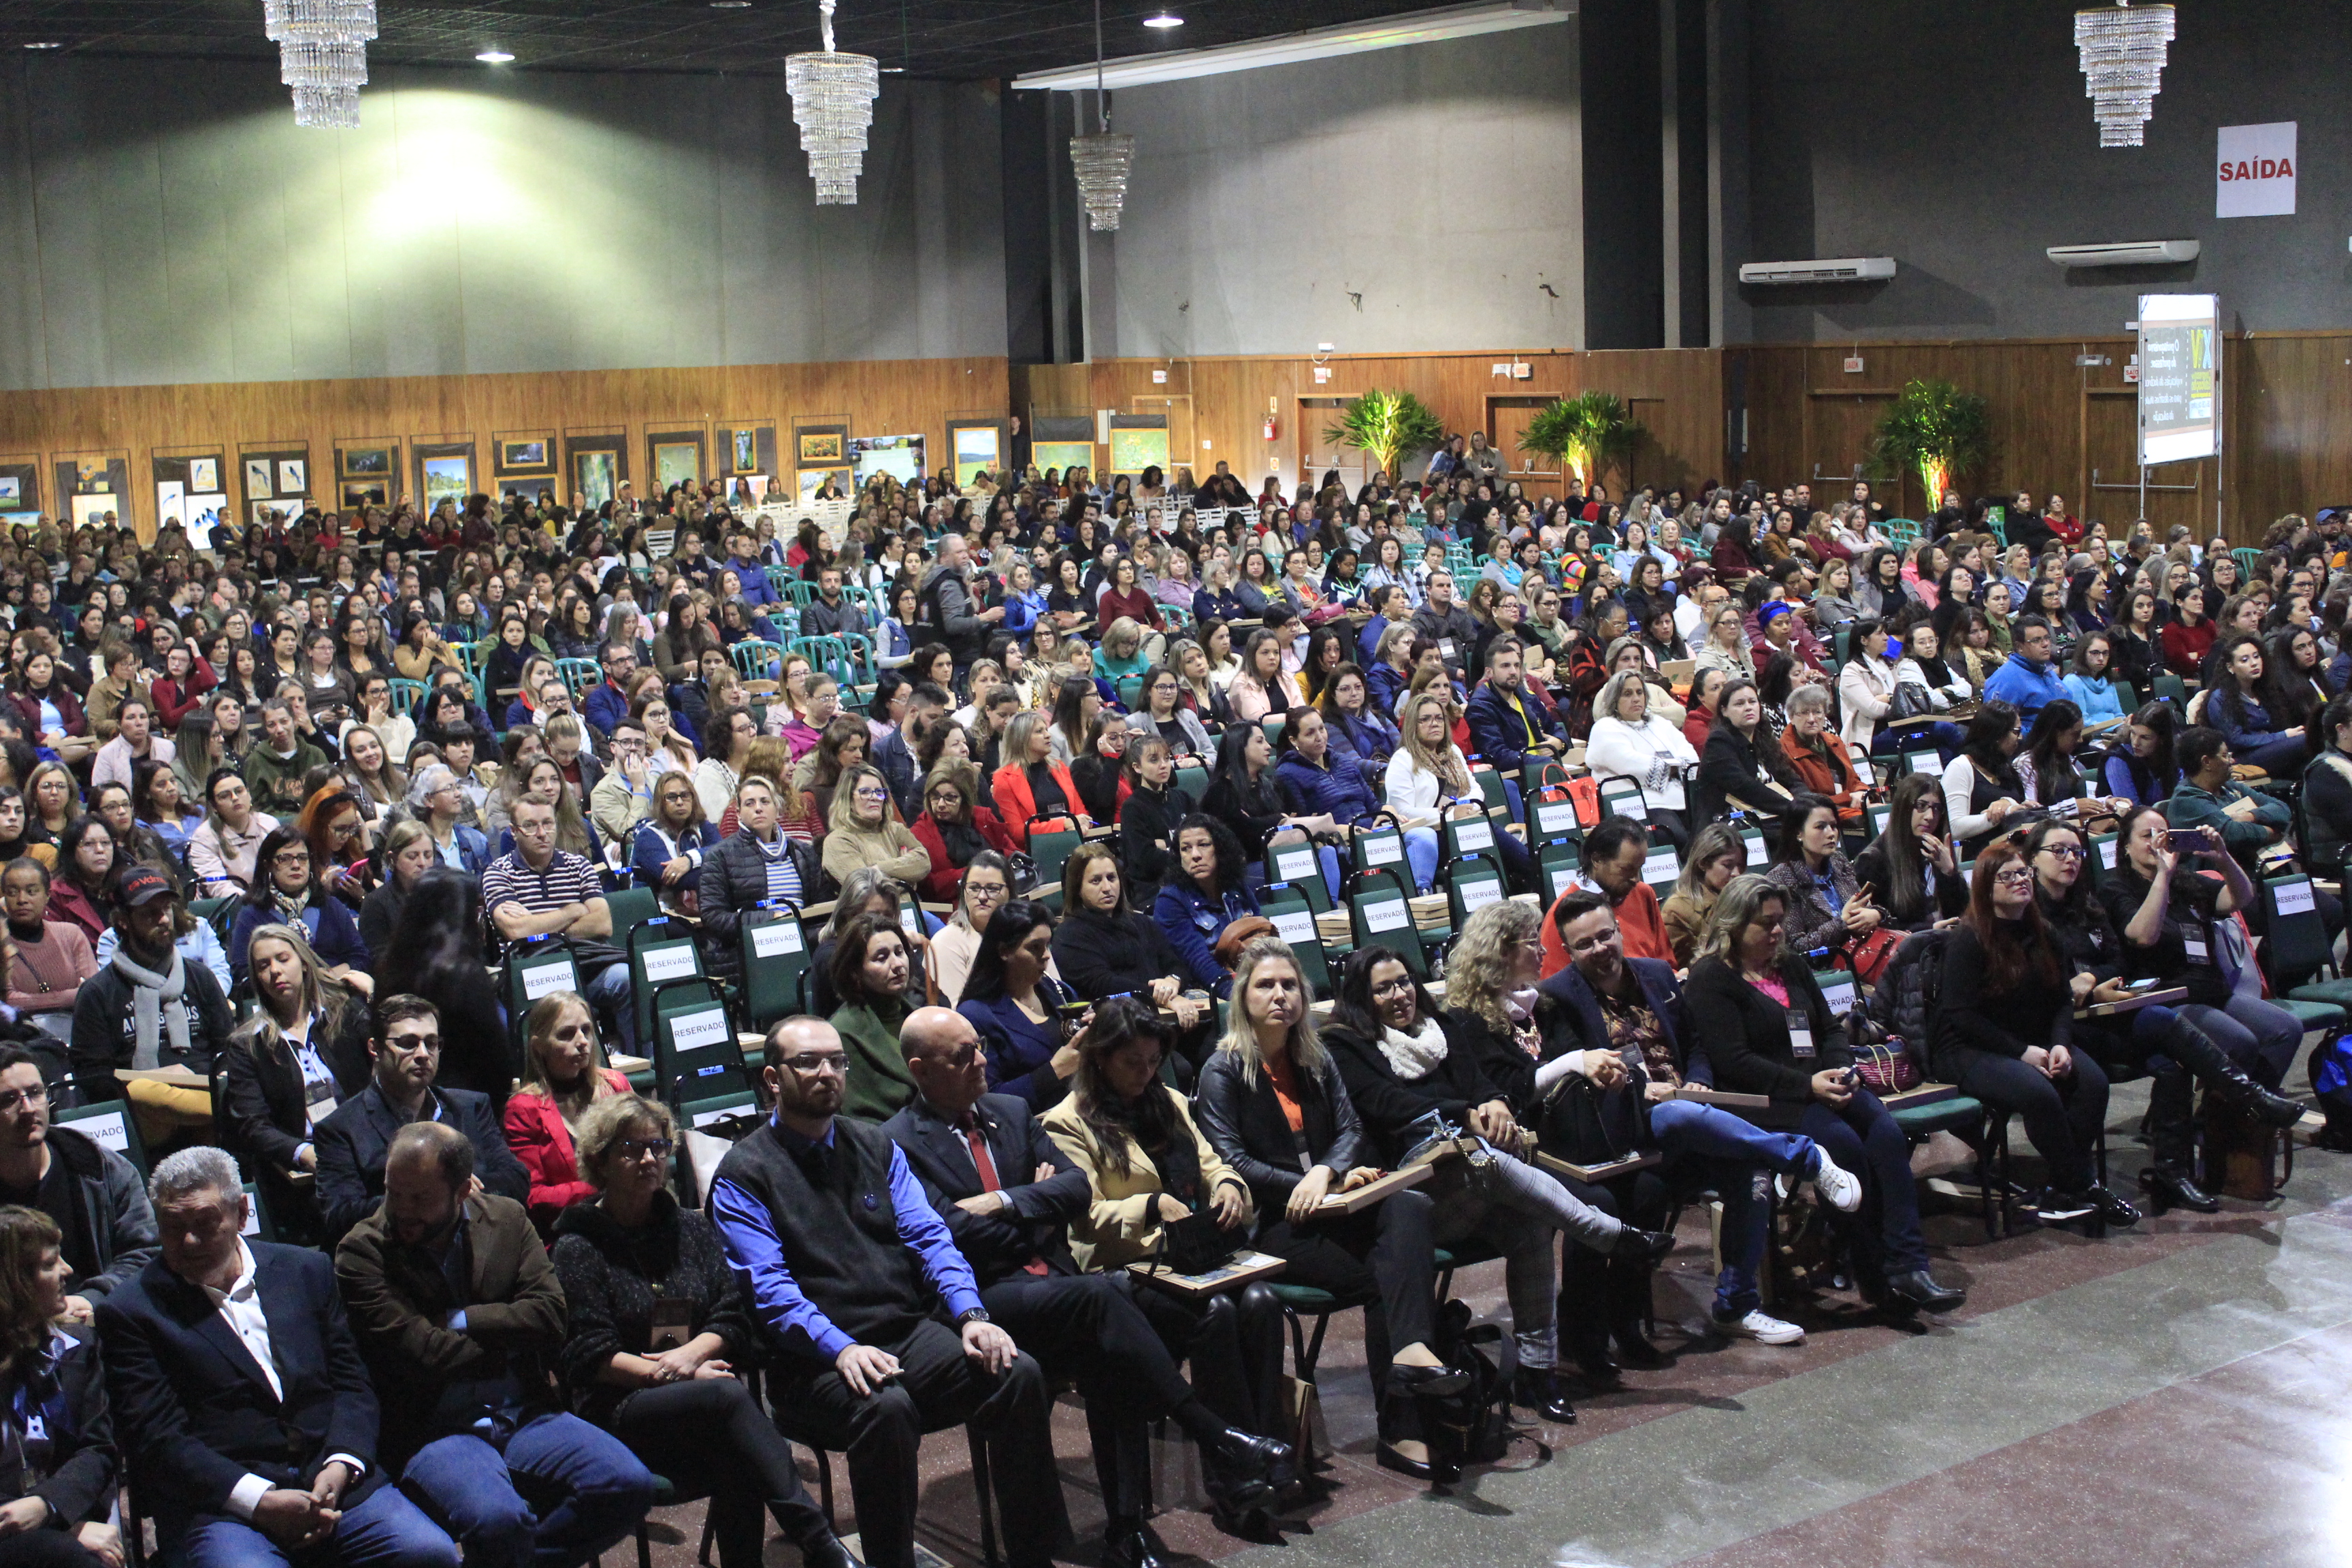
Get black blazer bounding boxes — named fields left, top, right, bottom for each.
left=4, top=1326, right=116, bottom=1528
left=219, top=1005, right=375, bottom=1180
left=313, top=1083, right=530, bottom=1241
left=95, top=1244, right=386, bottom=1534
left=1193, top=1049, right=1364, bottom=1216
left=1692, top=721, right=1797, bottom=827
left=1049, top=906, right=1186, bottom=1005
left=1682, top=955, right=1850, bottom=1126
left=879, top=1092, right=1090, bottom=1284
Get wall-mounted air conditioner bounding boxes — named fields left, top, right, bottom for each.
left=1736, top=257, right=1897, bottom=285
left=2045, top=240, right=2200, bottom=267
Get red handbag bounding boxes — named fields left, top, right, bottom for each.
left=1836, top=924, right=1904, bottom=987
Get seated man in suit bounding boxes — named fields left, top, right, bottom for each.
left=881, top=1007, right=1289, bottom=1567
left=314, top=996, right=529, bottom=1241
left=335, top=1122, right=653, bottom=1568
left=710, top=1017, right=1068, bottom=1568
left=93, top=1145, right=459, bottom=1568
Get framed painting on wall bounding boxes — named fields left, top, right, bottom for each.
left=947, top=421, right=1004, bottom=489
left=798, top=430, right=845, bottom=465
left=241, top=446, right=310, bottom=514
left=0, top=460, right=33, bottom=519
left=495, top=433, right=556, bottom=476
left=244, top=459, right=274, bottom=499
left=340, top=444, right=395, bottom=478
left=576, top=451, right=619, bottom=509
left=343, top=480, right=389, bottom=510
left=187, top=457, right=217, bottom=493
left=1031, top=441, right=1095, bottom=478
left=648, top=429, right=706, bottom=493
left=69, top=494, right=118, bottom=528
left=796, top=468, right=852, bottom=504
left=278, top=460, right=306, bottom=495
left=1107, top=421, right=1170, bottom=476
left=723, top=423, right=777, bottom=477
left=416, top=449, right=474, bottom=517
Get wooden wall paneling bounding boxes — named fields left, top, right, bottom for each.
left=2235, top=334, right=2352, bottom=532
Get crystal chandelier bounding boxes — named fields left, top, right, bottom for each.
left=2074, top=1, right=2175, bottom=148
left=785, top=0, right=881, bottom=204
left=1068, top=0, right=1134, bottom=231
left=263, top=0, right=378, bottom=129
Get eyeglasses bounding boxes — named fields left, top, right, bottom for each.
left=615, top=1137, right=674, bottom=1160
left=778, top=1053, right=848, bottom=1076
left=2037, top=844, right=2085, bottom=861
left=853, top=786, right=889, bottom=802
left=272, top=852, right=311, bottom=868
left=1993, top=867, right=2036, bottom=887
left=0, top=1084, right=48, bottom=1114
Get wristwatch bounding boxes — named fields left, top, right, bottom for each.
left=954, top=1307, right=992, bottom=1328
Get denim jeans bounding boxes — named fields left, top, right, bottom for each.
left=400, top=1414, right=655, bottom=1568
left=175, top=1483, right=459, bottom=1568
left=2132, top=997, right=2305, bottom=1088
left=1403, top=826, right=1440, bottom=893
left=1648, top=1098, right=1820, bottom=1317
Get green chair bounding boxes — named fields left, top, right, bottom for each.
left=553, top=659, right=600, bottom=701
left=629, top=917, right=717, bottom=1051
left=740, top=904, right=813, bottom=1028
left=1441, top=809, right=1501, bottom=865
left=1348, top=815, right=1411, bottom=884
left=387, top=678, right=427, bottom=718
left=1024, top=815, right=1085, bottom=912
left=1524, top=782, right=1582, bottom=853
left=2151, top=672, right=2188, bottom=710
left=1595, top=776, right=1645, bottom=823
left=1347, top=868, right=1427, bottom=979
left=1172, top=762, right=1209, bottom=803
left=1886, top=1094, right=2010, bottom=1238
left=649, top=980, right=745, bottom=1114
left=2232, top=546, right=2263, bottom=581
left=1117, top=675, right=1145, bottom=712
left=1445, top=851, right=1508, bottom=931
left=1538, top=839, right=1582, bottom=902
left=765, top=566, right=797, bottom=598
left=54, top=1099, right=146, bottom=1176
left=605, top=885, right=659, bottom=932
left=240, top=1183, right=278, bottom=1243
left=502, top=938, right=583, bottom=1065
left=1260, top=889, right=1333, bottom=998
left=732, top=640, right=786, bottom=683
left=2264, top=874, right=2352, bottom=1014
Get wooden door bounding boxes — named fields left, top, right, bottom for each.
left=1488, top=396, right=1564, bottom=483
left=1806, top=391, right=1894, bottom=495
left=2083, top=389, right=2212, bottom=536
left=1296, top=398, right=1360, bottom=496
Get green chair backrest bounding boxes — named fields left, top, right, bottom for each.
left=1446, top=851, right=1507, bottom=930
left=1173, top=762, right=1209, bottom=802
left=1349, top=870, right=1428, bottom=979
left=785, top=580, right=820, bottom=607
left=241, top=1183, right=275, bottom=1243
left=1640, top=840, right=1680, bottom=894
left=1539, top=840, right=1582, bottom=902
left=1864, top=800, right=1891, bottom=841
left=1596, top=777, right=1646, bottom=822
left=504, top=940, right=583, bottom=1058
left=1526, top=785, right=1582, bottom=849
left=554, top=659, right=600, bottom=700
left=1027, top=821, right=1084, bottom=911
left=1736, top=824, right=1767, bottom=870
left=1441, top=809, right=1499, bottom=863
left=54, top=1099, right=145, bottom=1175
left=606, top=885, right=659, bottom=931
left=766, top=566, right=797, bottom=597
left=630, top=919, right=710, bottom=1045
left=1472, top=767, right=1509, bottom=821
left=1117, top=675, right=1145, bottom=711
left=2151, top=672, right=2187, bottom=709
left=732, top=640, right=785, bottom=683
left=1261, top=715, right=1286, bottom=749
left=2262, top=874, right=2330, bottom=977
left=1260, top=890, right=1333, bottom=998
left=2113, top=681, right=2138, bottom=713
left=1351, top=821, right=1409, bottom=881
left=1266, top=838, right=1324, bottom=896
left=653, top=983, right=744, bottom=1111
left=388, top=679, right=427, bottom=718
left=740, top=906, right=812, bottom=1028
left=679, top=1088, right=762, bottom=1137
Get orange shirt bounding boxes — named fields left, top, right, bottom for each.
left=1539, top=879, right=1673, bottom=978
left=1262, top=1052, right=1307, bottom=1134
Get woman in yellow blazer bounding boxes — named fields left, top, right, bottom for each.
left=1041, top=998, right=1288, bottom=1531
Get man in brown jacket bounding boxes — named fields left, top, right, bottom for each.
left=335, top=1122, right=653, bottom=1568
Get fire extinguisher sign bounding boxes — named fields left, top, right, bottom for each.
left=2217, top=122, right=2296, bottom=218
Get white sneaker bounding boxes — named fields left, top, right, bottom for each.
left=1712, top=1307, right=1806, bottom=1345
left=1810, top=1152, right=1863, bottom=1213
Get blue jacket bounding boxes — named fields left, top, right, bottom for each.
left=630, top=819, right=722, bottom=896
left=1194, top=585, right=1246, bottom=623
left=229, top=894, right=368, bottom=983
left=583, top=679, right=632, bottom=738
left=1275, top=749, right=1380, bottom=826
left=1465, top=679, right=1564, bottom=774
left=728, top=555, right=781, bottom=606
left=1001, top=589, right=1047, bottom=640
left=1325, top=708, right=1398, bottom=791
left=875, top=727, right=921, bottom=819
left=1356, top=614, right=1394, bottom=668
left=2209, top=686, right=2296, bottom=756
left=1367, top=661, right=1411, bottom=719
left=1982, top=655, right=2065, bottom=723
left=1153, top=880, right=1261, bottom=998
left=2061, top=672, right=2125, bottom=725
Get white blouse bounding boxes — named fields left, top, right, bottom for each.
left=1584, top=714, right=1699, bottom=811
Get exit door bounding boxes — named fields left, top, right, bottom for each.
left=1489, top=397, right=1563, bottom=483
left=1296, top=398, right=1362, bottom=495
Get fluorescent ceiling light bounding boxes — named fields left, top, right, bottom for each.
left=24, top=40, right=61, bottom=48
left=1143, top=13, right=1183, bottom=27
left=1013, top=0, right=1570, bottom=91
left=476, top=48, right=514, bottom=61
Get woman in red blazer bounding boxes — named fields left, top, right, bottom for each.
left=148, top=644, right=218, bottom=728
left=988, top=711, right=1089, bottom=847
left=502, top=991, right=632, bottom=1232
left=10, top=649, right=91, bottom=762
left=908, top=762, right=1016, bottom=902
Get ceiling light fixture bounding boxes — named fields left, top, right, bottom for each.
left=711, top=2, right=751, bottom=8
left=1017, top=0, right=1567, bottom=91
left=1143, top=13, right=1183, bottom=27
left=263, top=0, right=378, bottom=128
left=22, top=40, right=61, bottom=48
left=2074, top=2, right=2174, bottom=147
left=476, top=48, right=514, bottom=62
left=1069, top=0, right=1135, bottom=231
left=785, top=0, right=880, bottom=205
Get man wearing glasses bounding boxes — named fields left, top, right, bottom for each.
left=0, top=1043, right=158, bottom=1320
left=711, top=1017, right=1070, bottom=1568
left=583, top=640, right=638, bottom=740
left=312, top=996, right=529, bottom=1242
left=482, top=797, right=636, bottom=1057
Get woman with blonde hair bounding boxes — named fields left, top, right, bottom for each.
left=819, top=762, right=932, bottom=891
left=0, top=1205, right=122, bottom=1568
left=504, top=990, right=631, bottom=1232
left=221, top=922, right=370, bottom=1242
left=1095, top=616, right=1155, bottom=685
left=1660, top=822, right=1746, bottom=967
left=1193, top=938, right=1465, bottom=1481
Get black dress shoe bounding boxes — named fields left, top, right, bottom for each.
left=1375, top=1441, right=1438, bottom=1481
left=2086, top=1183, right=2142, bottom=1227
left=2140, top=1164, right=2222, bottom=1213
left=1511, top=1366, right=1577, bottom=1424
left=1209, top=1427, right=1295, bottom=1499
left=1388, top=1360, right=1471, bottom=1398
left=1885, top=1269, right=1966, bottom=1313
left=1101, top=1522, right=1169, bottom=1568
left=1611, top=1226, right=1676, bottom=1264
left=798, top=1533, right=856, bottom=1568
left=1614, top=1327, right=1667, bottom=1369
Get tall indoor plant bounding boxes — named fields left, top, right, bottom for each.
left=1518, top=391, right=1646, bottom=489
left=1870, top=378, right=1991, bottom=512
left=1323, top=389, right=1444, bottom=483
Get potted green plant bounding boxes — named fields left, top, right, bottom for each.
left=1323, top=390, right=1444, bottom=485
left=1517, top=391, right=1645, bottom=488
left=1869, top=378, right=1991, bottom=513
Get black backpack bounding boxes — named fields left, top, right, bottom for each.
left=1422, top=1298, right=1512, bottom=1470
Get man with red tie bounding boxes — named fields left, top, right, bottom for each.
left=881, top=1007, right=1290, bottom=1568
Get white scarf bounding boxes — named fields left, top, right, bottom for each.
left=111, top=945, right=189, bottom=1070
left=1377, top=1017, right=1450, bottom=1081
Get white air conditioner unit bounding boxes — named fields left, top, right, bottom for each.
left=1736, top=257, right=1897, bottom=285
left=2045, top=240, right=2200, bottom=268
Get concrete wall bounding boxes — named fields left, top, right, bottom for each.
left=1737, top=0, right=2352, bottom=342
left=0, top=54, right=1009, bottom=391
left=1075, top=23, right=1586, bottom=360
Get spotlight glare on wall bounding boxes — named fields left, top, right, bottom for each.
left=476, top=48, right=515, bottom=61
